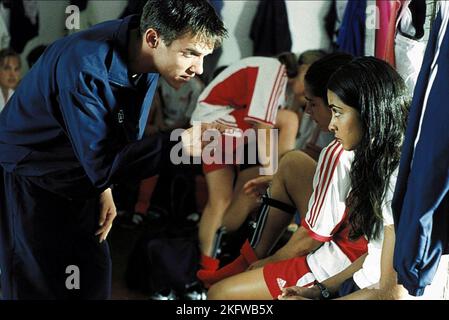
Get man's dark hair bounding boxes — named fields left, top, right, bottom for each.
left=140, top=0, right=227, bottom=48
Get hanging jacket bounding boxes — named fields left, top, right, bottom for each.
left=392, top=2, right=449, bottom=296
left=250, top=0, right=292, bottom=56
left=8, top=0, right=38, bottom=53
left=336, top=0, right=366, bottom=56
left=375, top=0, right=403, bottom=67
left=70, top=0, right=89, bottom=11
left=407, top=0, right=426, bottom=39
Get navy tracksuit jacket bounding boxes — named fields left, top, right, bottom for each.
left=0, top=15, right=172, bottom=299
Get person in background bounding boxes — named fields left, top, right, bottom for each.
left=191, top=54, right=300, bottom=280
left=292, top=49, right=333, bottom=160
left=0, top=48, right=20, bottom=112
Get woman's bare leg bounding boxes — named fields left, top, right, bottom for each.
left=222, top=166, right=261, bottom=232
left=199, top=166, right=235, bottom=256
left=254, top=150, right=316, bottom=258
left=207, top=267, right=273, bottom=300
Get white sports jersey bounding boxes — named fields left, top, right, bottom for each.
left=352, top=170, right=397, bottom=288
left=190, top=57, right=287, bottom=130
left=302, top=140, right=368, bottom=283
left=0, top=88, right=13, bottom=113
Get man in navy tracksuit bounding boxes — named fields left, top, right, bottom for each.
left=0, top=0, right=226, bottom=299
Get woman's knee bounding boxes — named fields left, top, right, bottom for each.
left=279, top=150, right=315, bottom=174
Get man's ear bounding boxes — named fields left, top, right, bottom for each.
left=144, top=28, right=161, bottom=48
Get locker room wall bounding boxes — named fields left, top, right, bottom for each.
left=19, top=0, right=331, bottom=73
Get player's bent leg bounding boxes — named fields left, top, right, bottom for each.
left=197, top=189, right=296, bottom=288
left=207, top=267, right=273, bottom=300
left=222, top=166, right=260, bottom=232
left=253, top=150, right=315, bottom=257
left=199, top=166, right=235, bottom=257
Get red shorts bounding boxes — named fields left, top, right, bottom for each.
left=263, top=256, right=316, bottom=299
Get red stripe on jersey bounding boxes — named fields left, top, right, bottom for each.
left=264, top=66, right=280, bottom=121
left=307, top=140, right=340, bottom=227
left=304, top=207, right=368, bottom=263
left=266, top=66, right=284, bottom=122
left=310, top=144, right=344, bottom=227
left=216, top=118, right=238, bottom=128
left=307, top=141, right=335, bottom=225
left=269, top=73, right=286, bottom=124
left=201, top=67, right=259, bottom=112
left=300, top=218, right=333, bottom=242
left=332, top=219, right=368, bottom=263
left=244, top=115, right=275, bottom=126
left=272, top=69, right=287, bottom=123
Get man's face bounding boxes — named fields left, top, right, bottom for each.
left=153, top=33, right=213, bottom=89
left=0, top=56, right=21, bottom=90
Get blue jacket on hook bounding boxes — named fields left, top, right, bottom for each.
left=392, top=6, right=449, bottom=296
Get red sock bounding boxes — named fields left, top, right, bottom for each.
left=199, top=254, right=220, bottom=271
left=197, top=239, right=258, bottom=288
left=240, top=239, right=258, bottom=263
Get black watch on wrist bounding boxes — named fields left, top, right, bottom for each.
left=315, top=282, right=332, bottom=300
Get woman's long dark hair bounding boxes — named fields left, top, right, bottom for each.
left=327, top=57, right=410, bottom=240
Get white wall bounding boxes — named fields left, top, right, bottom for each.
left=217, top=1, right=259, bottom=67
left=87, top=0, right=128, bottom=24
left=286, top=0, right=331, bottom=54
left=20, top=1, right=331, bottom=72
left=21, top=0, right=69, bottom=73
left=217, top=0, right=331, bottom=67
left=21, top=0, right=127, bottom=73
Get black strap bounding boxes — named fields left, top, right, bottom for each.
left=249, top=201, right=269, bottom=248
left=261, top=194, right=296, bottom=215
left=211, top=226, right=226, bottom=259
